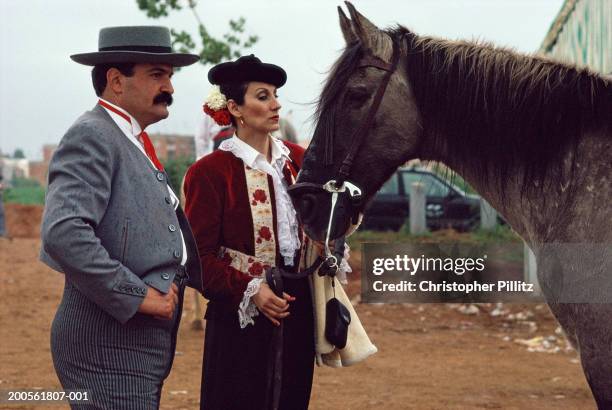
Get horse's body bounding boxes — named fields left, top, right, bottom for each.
left=290, top=3, right=611, bottom=407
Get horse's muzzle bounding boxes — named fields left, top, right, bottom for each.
left=289, top=182, right=361, bottom=242
left=294, top=192, right=318, bottom=226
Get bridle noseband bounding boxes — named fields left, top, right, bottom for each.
left=288, top=35, right=404, bottom=272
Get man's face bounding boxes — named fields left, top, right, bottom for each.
left=118, top=63, right=174, bottom=128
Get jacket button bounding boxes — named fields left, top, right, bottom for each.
left=156, top=172, right=165, bottom=181
left=168, top=224, right=177, bottom=232
left=173, top=250, right=181, bottom=259
left=161, top=273, right=170, bottom=280
left=165, top=196, right=172, bottom=204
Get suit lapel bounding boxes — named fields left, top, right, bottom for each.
left=91, top=104, right=160, bottom=173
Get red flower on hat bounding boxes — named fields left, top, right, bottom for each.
left=203, top=104, right=232, bottom=126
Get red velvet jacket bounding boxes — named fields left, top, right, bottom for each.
left=184, top=140, right=304, bottom=309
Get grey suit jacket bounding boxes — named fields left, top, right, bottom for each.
left=41, top=104, right=202, bottom=324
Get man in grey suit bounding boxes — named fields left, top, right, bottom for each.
left=40, top=26, right=203, bottom=409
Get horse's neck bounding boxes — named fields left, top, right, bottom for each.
left=437, top=129, right=610, bottom=246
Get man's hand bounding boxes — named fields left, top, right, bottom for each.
left=252, top=283, right=295, bottom=326
left=137, top=283, right=179, bottom=320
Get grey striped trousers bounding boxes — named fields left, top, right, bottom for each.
left=51, top=279, right=183, bottom=409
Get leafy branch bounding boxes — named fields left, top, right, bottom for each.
left=136, top=0, right=259, bottom=65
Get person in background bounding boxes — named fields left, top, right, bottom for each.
left=194, top=112, right=221, bottom=159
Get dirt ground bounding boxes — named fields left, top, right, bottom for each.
left=0, top=205, right=595, bottom=409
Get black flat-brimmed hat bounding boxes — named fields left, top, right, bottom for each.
left=71, top=26, right=199, bottom=67
left=208, top=54, right=287, bottom=87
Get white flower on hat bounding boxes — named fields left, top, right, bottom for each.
left=205, top=85, right=227, bottom=110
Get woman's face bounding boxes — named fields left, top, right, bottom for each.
left=234, top=82, right=281, bottom=134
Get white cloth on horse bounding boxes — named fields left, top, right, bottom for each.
left=303, top=241, right=377, bottom=367
left=336, top=244, right=352, bottom=285
left=220, top=135, right=301, bottom=328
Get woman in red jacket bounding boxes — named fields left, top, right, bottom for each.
left=184, top=55, right=314, bottom=410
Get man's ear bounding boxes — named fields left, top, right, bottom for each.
left=107, top=67, right=124, bottom=95
left=226, top=99, right=241, bottom=119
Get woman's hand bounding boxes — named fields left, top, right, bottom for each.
left=252, top=283, right=296, bottom=326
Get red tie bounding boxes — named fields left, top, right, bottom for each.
left=139, top=131, right=165, bottom=171
left=98, top=100, right=164, bottom=171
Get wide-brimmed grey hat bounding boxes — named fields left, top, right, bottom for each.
left=71, top=26, right=199, bottom=67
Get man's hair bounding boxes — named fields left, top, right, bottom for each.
left=91, top=63, right=136, bottom=96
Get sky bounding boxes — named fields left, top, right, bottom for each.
left=0, top=0, right=565, bottom=160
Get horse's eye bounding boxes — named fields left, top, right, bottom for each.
left=345, top=86, right=370, bottom=105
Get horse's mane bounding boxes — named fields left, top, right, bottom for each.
left=390, top=26, right=612, bottom=191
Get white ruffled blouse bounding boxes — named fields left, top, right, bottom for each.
left=219, top=135, right=301, bottom=328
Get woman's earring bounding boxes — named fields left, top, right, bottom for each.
left=239, top=118, right=245, bottom=127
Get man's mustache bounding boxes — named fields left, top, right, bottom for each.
left=153, top=92, right=173, bottom=106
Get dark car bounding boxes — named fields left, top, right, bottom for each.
left=360, top=168, right=481, bottom=232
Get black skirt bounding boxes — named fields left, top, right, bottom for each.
left=200, top=277, right=315, bottom=410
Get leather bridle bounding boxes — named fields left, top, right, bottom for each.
left=288, top=35, right=403, bottom=270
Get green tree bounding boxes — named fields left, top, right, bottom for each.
left=11, top=177, right=41, bottom=188
left=13, top=149, right=25, bottom=159
left=4, top=178, right=45, bottom=205
left=163, top=156, right=195, bottom=195
left=136, top=0, right=258, bottom=65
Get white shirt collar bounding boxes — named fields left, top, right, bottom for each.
left=270, top=135, right=290, bottom=162
left=98, top=98, right=143, bottom=137
left=220, top=135, right=290, bottom=168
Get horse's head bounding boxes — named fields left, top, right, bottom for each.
left=290, top=2, right=423, bottom=241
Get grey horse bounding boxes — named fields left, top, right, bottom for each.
left=290, top=3, right=611, bottom=407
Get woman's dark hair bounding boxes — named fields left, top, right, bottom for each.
left=220, top=82, right=249, bottom=126
left=91, top=63, right=136, bottom=96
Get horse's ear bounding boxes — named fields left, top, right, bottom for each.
left=338, top=6, right=357, bottom=45
left=344, top=1, right=392, bottom=61
left=344, top=1, right=378, bottom=40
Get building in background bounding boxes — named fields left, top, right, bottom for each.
left=149, top=133, right=195, bottom=162
left=1, top=157, right=29, bottom=187
left=539, top=0, right=611, bottom=74
left=29, top=144, right=57, bottom=187
left=25, top=134, right=196, bottom=188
